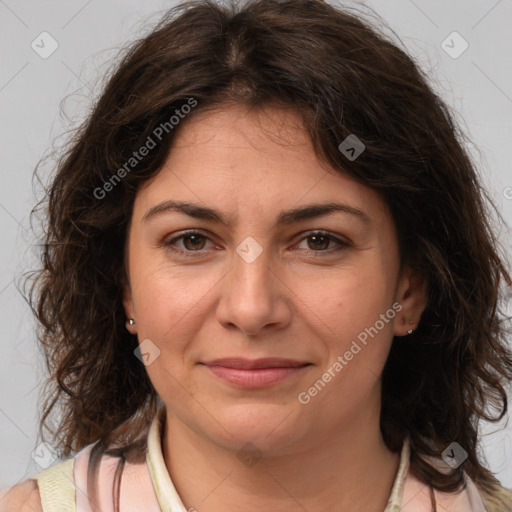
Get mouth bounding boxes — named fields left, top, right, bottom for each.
left=202, top=357, right=310, bottom=369
left=200, top=358, right=312, bottom=388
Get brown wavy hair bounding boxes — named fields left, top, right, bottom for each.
left=24, top=0, right=512, bottom=508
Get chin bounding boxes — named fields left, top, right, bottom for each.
left=205, top=402, right=306, bottom=453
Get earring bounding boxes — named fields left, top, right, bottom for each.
left=408, top=320, right=414, bottom=335
left=128, top=318, right=135, bottom=325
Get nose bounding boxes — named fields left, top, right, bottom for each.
left=215, top=240, right=292, bottom=336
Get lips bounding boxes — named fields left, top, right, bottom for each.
left=201, top=358, right=310, bottom=369
left=200, top=358, right=312, bottom=389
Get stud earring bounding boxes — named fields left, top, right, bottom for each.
left=408, top=320, right=414, bottom=335
left=128, top=318, right=135, bottom=325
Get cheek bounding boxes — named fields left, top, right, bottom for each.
left=129, top=265, right=213, bottom=400
left=129, top=256, right=224, bottom=353
left=303, top=264, right=392, bottom=341
left=308, top=266, right=396, bottom=388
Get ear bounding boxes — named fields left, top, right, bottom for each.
left=393, top=264, right=428, bottom=337
left=122, top=277, right=137, bottom=335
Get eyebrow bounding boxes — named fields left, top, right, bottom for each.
left=141, top=200, right=372, bottom=229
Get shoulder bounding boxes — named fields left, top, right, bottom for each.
left=1, top=456, right=77, bottom=512
left=0, top=479, right=43, bottom=512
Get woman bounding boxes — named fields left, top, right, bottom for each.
left=1, top=0, right=512, bottom=510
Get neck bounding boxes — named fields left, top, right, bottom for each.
left=162, top=396, right=400, bottom=512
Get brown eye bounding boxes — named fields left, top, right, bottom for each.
left=306, top=234, right=331, bottom=251
left=297, top=231, right=350, bottom=253
left=164, top=230, right=214, bottom=255
left=181, top=233, right=207, bottom=250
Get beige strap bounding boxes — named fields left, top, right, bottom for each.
left=33, top=458, right=76, bottom=512
left=480, top=483, right=512, bottom=512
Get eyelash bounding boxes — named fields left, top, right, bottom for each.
left=163, top=229, right=350, bottom=257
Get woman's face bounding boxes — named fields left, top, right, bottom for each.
left=123, top=104, right=426, bottom=454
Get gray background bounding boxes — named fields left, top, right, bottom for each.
left=1, top=0, right=511, bottom=491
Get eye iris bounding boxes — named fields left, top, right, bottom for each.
left=184, top=234, right=205, bottom=250
left=308, top=235, right=329, bottom=250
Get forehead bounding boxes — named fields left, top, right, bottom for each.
left=134, top=104, right=392, bottom=231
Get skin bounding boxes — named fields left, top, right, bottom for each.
left=123, top=103, right=428, bottom=512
